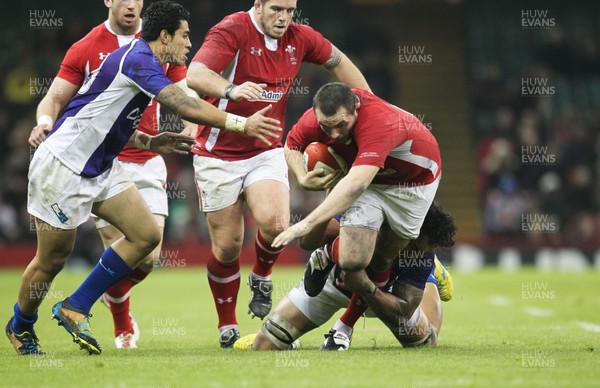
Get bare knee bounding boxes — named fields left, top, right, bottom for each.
left=212, top=237, right=243, bottom=262
left=338, top=258, right=368, bottom=272
left=259, top=213, right=289, bottom=242
left=138, top=227, right=161, bottom=257
left=35, top=249, right=71, bottom=277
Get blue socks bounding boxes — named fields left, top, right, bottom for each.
left=11, top=303, right=38, bottom=334
left=67, top=247, right=132, bottom=315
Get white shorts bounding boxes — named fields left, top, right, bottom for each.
left=340, top=175, right=440, bottom=239
left=94, top=156, right=168, bottom=229
left=27, top=143, right=134, bottom=229
left=193, top=148, right=289, bottom=212
left=287, top=272, right=349, bottom=327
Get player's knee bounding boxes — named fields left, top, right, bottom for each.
left=40, top=258, right=67, bottom=277
left=261, top=215, right=289, bottom=241
left=259, top=313, right=302, bottom=350
left=212, top=240, right=243, bottom=262
left=139, top=228, right=161, bottom=256
left=338, top=258, right=367, bottom=272
left=36, top=249, right=71, bottom=276
left=399, top=323, right=437, bottom=348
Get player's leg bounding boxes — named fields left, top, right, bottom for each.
left=96, top=157, right=169, bottom=348
left=243, top=148, right=290, bottom=319
left=390, top=281, right=437, bottom=347
left=252, top=297, right=316, bottom=350
left=7, top=220, right=76, bottom=355
left=205, top=201, right=245, bottom=347
left=51, top=185, right=160, bottom=354
left=253, top=271, right=349, bottom=350
left=193, top=154, right=248, bottom=347
left=244, top=179, right=289, bottom=319
left=420, top=282, right=443, bottom=337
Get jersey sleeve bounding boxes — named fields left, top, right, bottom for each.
left=297, top=24, right=333, bottom=65
left=56, top=43, right=87, bottom=85
left=191, top=16, right=241, bottom=73
left=122, top=48, right=172, bottom=98
left=166, top=63, right=187, bottom=83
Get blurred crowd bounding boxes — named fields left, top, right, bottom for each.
left=470, top=15, right=600, bottom=246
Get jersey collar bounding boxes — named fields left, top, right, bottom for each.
left=248, top=8, right=278, bottom=51
left=104, top=19, right=142, bottom=38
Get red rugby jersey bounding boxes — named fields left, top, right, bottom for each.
left=190, top=10, right=332, bottom=161
left=286, top=89, right=442, bottom=185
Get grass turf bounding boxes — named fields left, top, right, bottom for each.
left=0, top=266, right=598, bottom=387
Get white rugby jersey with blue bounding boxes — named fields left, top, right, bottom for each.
left=44, top=38, right=172, bottom=178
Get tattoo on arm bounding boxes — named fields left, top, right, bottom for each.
left=324, top=45, right=343, bottom=70
left=155, top=84, right=202, bottom=114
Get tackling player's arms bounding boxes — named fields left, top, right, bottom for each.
left=155, top=84, right=230, bottom=129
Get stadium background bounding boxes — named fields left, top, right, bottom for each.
left=0, top=0, right=599, bottom=271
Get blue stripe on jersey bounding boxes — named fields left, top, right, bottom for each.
left=81, top=92, right=150, bottom=177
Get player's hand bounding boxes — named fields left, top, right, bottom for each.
left=29, top=123, right=52, bottom=147
left=229, top=82, right=267, bottom=101
left=299, top=169, right=343, bottom=191
left=149, top=132, right=195, bottom=155
left=180, top=123, right=198, bottom=138
left=336, top=270, right=376, bottom=297
left=244, top=105, right=282, bottom=146
left=272, top=220, right=312, bottom=248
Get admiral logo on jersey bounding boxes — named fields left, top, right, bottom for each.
left=257, top=89, right=284, bottom=102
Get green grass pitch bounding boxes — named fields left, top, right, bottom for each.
left=0, top=266, right=598, bottom=387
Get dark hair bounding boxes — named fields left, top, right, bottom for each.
left=313, top=82, right=357, bottom=116
left=141, top=0, right=190, bottom=41
left=420, top=202, right=457, bottom=249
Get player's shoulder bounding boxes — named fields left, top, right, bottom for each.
left=285, top=21, right=323, bottom=42
left=69, top=22, right=109, bottom=49
left=297, top=107, right=319, bottom=127
left=212, top=11, right=250, bottom=32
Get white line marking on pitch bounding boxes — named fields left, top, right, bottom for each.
left=523, top=307, right=554, bottom=317
left=489, top=295, right=512, bottom=306
left=576, top=321, right=600, bottom=333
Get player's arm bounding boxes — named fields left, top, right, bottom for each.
left=154, top=84, right=281, bottom=145
left=273, top=165, right=379, bottom=247
left=29, top=77, right=79, bottom=146
left=284, top=143, right=342, bottom=191
left=174, top=79, right=201, bottom=138
left=324, top=45, right=371, bottom=92
left=299, top=218, right=339, bottom=251
left=187, top=61, right=266, bottom=102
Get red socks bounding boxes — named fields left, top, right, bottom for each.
left=252, top=231, right=284, bottom=277
left=325, top=237, right=340, bottom=265
left=207, top=252, right=240, bottom=328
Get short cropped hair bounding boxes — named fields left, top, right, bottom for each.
left=313, top=82, right=358, bottom=116
left=141, top=0, right=190, bottom=41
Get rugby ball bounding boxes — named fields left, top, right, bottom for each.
left=303, top=142, right=348, bottom=176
